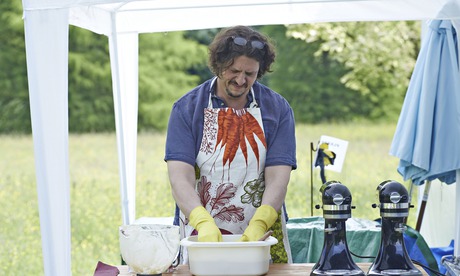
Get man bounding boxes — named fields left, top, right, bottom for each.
left=165, top=25, right=296, bottom=263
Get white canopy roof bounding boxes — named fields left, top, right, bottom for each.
left=21, top=0, right=460, bottom=275
left=66, top=0, right=460, bottom=34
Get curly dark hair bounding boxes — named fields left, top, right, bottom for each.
left=208, top=25, right=276, bottom=79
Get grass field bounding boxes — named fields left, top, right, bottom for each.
left=0, top=123, right=419, bottom=275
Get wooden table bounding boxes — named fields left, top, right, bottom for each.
left=117, top=263, right=429, bottom=275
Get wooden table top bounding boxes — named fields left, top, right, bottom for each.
left=117, top=263, right=428, bottom=275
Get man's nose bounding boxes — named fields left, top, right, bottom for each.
left=235, top=73, right=246, bottom=85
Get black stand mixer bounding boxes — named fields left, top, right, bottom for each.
left=311, top=180, right=365, bottom=276
left=368, top=180, right=423, bottom=276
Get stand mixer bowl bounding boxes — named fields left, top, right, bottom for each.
left=119, top=224, right=180, bottom=275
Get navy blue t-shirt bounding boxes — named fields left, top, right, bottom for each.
left=164, top=78, right=297, bottom=170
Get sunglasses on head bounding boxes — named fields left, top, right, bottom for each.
left=230, top=36, right=266, bottom=50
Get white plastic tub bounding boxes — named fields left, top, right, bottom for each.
left=180, top=234, right=278, bottom=276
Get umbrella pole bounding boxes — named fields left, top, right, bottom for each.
left=415, top=180, right=431, bottom=232
left=405, top=181, right=414, bottom=225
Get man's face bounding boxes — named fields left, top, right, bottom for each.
left=218, top=55, right=260, bottom=101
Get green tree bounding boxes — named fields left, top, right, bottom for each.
left=68, top=27, right=114, bottom=132
left=138, top=31, right=208, bottom=131
left=1, top=8, right=420, bottom=133
left=184, top=29, right=219, bottom=82
left=0, top=0, right=30, bottom=133
left=0, top=3, right=208, bottom=134
left=68, top=28, right=208, bottom=132
left=262, top=25, right=371, bottom=123
left=286, top=21, right=421, bottom=121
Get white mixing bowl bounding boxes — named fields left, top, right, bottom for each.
left=180, top=234, right=278, bottom=276
left=119, top=224, right=180, bottom=275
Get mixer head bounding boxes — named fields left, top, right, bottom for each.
left=375, top=180, right=411, bottom=218
left=319, top=180, right=354, bottom=220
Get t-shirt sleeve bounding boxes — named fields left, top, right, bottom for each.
left=265, top=98, right=297, bottom=170
left=164, top=102, right=196, bottom=166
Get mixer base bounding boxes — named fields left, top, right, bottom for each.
left=311, top=269, right=365, bottom=276
left=367, top=268, right=423, bottom=276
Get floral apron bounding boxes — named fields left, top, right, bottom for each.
left=179, top=78, right=292, bottom=263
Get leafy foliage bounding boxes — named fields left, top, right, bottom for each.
left=138, top=31, right=208, bottom=131
left=68, top=27, right=114, bottom=132
left=1, top=2, right=421, bottom=132
left=0, top=3, right=207, bottom=133
left=262, top=25, right=372, bottom=123
left=285, top=21, right=421, bottom=121
left=0, top=0, right=31, bottom=133
left=68, top=28, right=208, bottom=132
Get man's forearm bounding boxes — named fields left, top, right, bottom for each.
left=167, top=160, right=202, bottom=217
left=262, top=165, right=291, bottom=211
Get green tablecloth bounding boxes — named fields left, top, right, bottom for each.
left=287, top=216, right=381, bottom=263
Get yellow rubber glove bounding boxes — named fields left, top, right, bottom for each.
left=189, top=206, right=222, bottom=242
left=240, top=205, right=278, bottom=242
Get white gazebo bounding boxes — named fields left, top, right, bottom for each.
left=21, top=0, right=460, bottom=275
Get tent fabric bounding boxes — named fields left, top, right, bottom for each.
left=66, top=0, right=460, bottom=36
left=21, top=0, right=460, bottom=275
left=108, top=32, right=139, bottom=226
left=456, top=170, right=460, bottom=257
left=418, top=181, right=456, bottom=248
left=23, top=8, right=72, bottom=276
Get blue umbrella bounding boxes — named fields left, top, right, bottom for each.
left=390, top=19, right=460, bottom=186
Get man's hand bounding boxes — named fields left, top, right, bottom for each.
left=189, top=206, right=222, bottom=242
left=240, top=205, right=278, bottom=241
